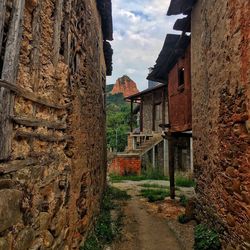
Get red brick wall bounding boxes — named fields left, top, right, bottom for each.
left=109, top=155, right=141, bottom=175
left=168, top=45, right=192, bottom=132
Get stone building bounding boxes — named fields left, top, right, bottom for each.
left=109, top=32, right=194, bottom=177
left=167, top=0, right=250, bottom=248
left=148, top=33, right=193, bottom=174
left=126, top=84, right=169, bottom=175
left=109, top=83, right=168, bottom=176
left=0, top=0, right=112, bottom=249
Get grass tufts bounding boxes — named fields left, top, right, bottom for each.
left=81, top=186, right=130, bottom=250
left=175, top=176, right=195, bottom=187
left=194, top=224, right=221, bottom=250
left=140, top=188, right=170, bottom=202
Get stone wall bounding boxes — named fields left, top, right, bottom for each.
left=0, top=0, right=109, bottom=249
left=142, top=88, right=168, bottom=133
left=191, top=0, right=250, bottom=248
left=142, top=93, right=153, bottom=133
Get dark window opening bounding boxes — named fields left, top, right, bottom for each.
left=178, top=67, right=185, bottom=86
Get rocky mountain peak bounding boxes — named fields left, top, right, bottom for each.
left=111, top=75, right=139, bottom=97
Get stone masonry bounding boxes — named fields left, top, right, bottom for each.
left=191, top=0, right=250, bottom=248
left=0, top=0, right=112, bottom=249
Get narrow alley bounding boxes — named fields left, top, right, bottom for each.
left=111, top=180, right=195, bottom=250
left=0, top=0, right=249, bottom=249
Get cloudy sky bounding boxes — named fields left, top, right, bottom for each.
left=106, top=0, right=181, bottom=91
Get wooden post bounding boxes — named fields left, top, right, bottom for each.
left=162, top=87, right=166, bottom=128
left=0, top=0, right=6, bottom=112
left=152, top=146, right=156, bottom=169
left=31, top=1, right=42, bottom=117
left=53, top=0, right=63, bottom=66
left=0, top=0, right=25, bottom=160
left=130, top=100, right=133, bottom=132
left=140, top=97, right=143, bottom=132
left=63, top=0, right=72, bottom=65
left=168, top=133, right=175, bottom=199
left=190, top=136, right=194, bottom=173
left=163, top=139, right=169, bottom=176
left=152, top=92, right=155, bottom=131
left=0, top=0, right=6, bottom=56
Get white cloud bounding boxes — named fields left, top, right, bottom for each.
left=106, top=0, right=182, bottom=91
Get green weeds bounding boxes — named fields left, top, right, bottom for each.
left=109, top=169, right=168, bottom=183
left=179, top=194, right=188, bottom=207
left=194, top=224, right=221, bottom=250
left=140, top=188, right=170, bottom=202
left=81, top=186, right=130, bottom=250
left=175, top=176, right=195, bottom=187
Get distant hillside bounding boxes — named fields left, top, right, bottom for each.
left=107, top=93, right=125, bottom=106
left=106, top=84, right=114, bottom=93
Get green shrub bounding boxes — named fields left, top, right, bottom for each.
left=140, top=188, right=170, bottom=202
left=179, top=195, right=188, bottom=207
left=81, top=186, right=129, bottom=250
left=107, top=186, right=131, bottom=200
left=194, top=224, right=221, bottom=250
left=178, top=214, right=190, bottom=224
left=175, top=176, right=195, bottom=187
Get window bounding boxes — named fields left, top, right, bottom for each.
left=178, top=67, right=185, bottom=86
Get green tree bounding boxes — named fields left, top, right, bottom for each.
left=106, top=92, right=135, bottom=152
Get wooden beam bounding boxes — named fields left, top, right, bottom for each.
left=53, top=0, right=63, bottom=66
left=63, top=0, right=72, bottom=65
left=152, top=92, right=155, bottom=131
left=0, top=0, right=6, bottom=56
left=15, top=130, right=72, bottom=143
left=30, top=1, right=42, bottom=95
left=140, top=97, right=143, bottom=132
left=0, top=0, right=25, bottom=160
left=130, top=100, right=133, bottom=132
left=0, top=158, right=39, bottom=175
left=168, top=135, right=175, bottom=199
left=0, top=80, right=68, bottom=109
left=162, top=87, right=166, bottom=128
left=0, top=155, right=57, bottom=175
left=10, top=115, right=67, bottom=130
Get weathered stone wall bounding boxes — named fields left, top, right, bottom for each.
left=142, top=88, right=168, bottom=133
left=191, top=0, right=250, bottom=248
left=0, top=0, right=108, bottom=249
left=142, top=93, right=153, bottom=133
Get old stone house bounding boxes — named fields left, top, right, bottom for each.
left=0, top=0, right=112, bottom=249
left=148, top=33, right=193, bottom=174
left=109, top=82, right=169, bottom=176
left=109, top=32, right=194, bottom=177
left=125, top=84, right=169, bottom=175
left=167, top=0, right=250, bottom=248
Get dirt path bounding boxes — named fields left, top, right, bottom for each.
left=110, top=180, right=195, bottom=250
